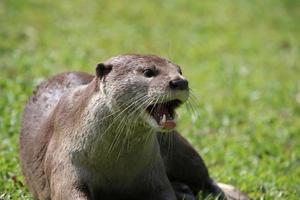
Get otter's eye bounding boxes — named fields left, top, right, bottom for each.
left=143, top=69, right=156, bottom=78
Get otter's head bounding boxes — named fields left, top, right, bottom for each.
left=95, top=54, right=189, bottom=132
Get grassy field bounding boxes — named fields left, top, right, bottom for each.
left=0, top=0, right=299, bottom=199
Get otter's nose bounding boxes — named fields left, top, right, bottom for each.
left=169, top=78, right=189, bottom=90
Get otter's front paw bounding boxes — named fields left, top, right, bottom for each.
left=172, top=182, right=195, bottom=200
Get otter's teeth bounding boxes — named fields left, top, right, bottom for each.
left=161, top=114, right=166, bottom=123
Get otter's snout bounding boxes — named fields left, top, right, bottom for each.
left=169, top=78, right=189, bottom=90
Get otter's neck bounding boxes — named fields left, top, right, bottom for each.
left=76, top=89, right=160, bottom=173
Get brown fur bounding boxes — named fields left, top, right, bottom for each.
left=20, top=55, right=248, bottom=200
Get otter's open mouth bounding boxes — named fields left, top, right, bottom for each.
left=146, top=99, right=182, bottom=130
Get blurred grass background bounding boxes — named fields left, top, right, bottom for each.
left=0, top=0, right=299, bottom=199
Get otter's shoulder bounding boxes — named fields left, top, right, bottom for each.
left=21, top=72, right=94, bottom=136
left=30, top=71, right=93, bottom=109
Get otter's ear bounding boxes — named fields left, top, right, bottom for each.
left=96, top=63, right=112, bottom=79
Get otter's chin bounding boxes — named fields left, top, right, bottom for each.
left=143, top=99, right=182, bottom=132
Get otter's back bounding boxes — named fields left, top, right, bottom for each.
left=21, top=72, right=93, bottom=138
left=19, top=72, right=94, bottom=197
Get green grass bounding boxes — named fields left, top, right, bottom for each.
left=0, top=0, right=299, bottom=199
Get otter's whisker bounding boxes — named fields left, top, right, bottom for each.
left=105, top=95, right=151, bottom=157
left=108, top=95, right=155, bottom=157
left=99, top=96, right=150, bottom=153
left=115, top=97, right=156, bottom=159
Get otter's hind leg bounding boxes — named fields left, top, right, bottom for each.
left=157, top=131, right=226, bottom=199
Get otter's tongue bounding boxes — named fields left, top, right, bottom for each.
left=151, top=105, right=176, bottom=129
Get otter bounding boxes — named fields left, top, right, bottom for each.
left=20, top=54, right=248, bottom=200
